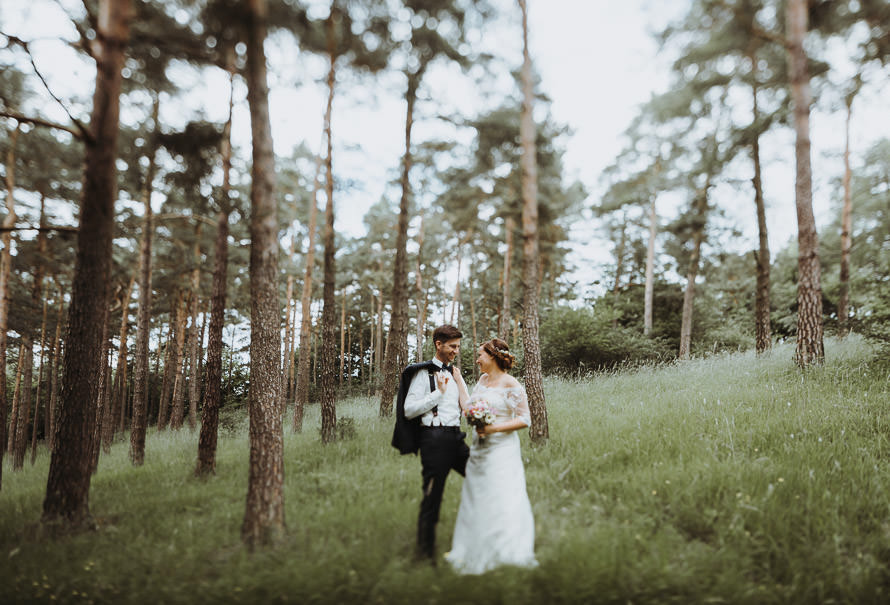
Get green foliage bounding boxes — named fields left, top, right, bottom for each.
left=539, top=306, right=672, bottom=374
left=2, top=340, right=890, bottom=604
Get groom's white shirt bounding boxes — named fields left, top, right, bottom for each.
left=404, top=358, right=461, bottom=427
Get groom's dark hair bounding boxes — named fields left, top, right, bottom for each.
left=432, top=324, right=462, bottom=345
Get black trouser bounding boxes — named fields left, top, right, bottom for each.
left=416, top=426, right=470, bottom=560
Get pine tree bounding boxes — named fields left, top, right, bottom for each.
left=43, top=0, right=133, bottom=529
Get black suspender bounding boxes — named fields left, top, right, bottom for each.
left=428, top=368, right=438, bottom=418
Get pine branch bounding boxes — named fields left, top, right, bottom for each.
left=1, top=33, right=93, bottom=143
left=0, top=225, right=79, bottom=233
left=0, top=110, right=84, bottom=139
left=51, top=0, right=95, bottom=60
left=155, top=213, right=218, bottom=227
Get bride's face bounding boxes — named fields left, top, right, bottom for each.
left=475, top=347, right=494, bottom=372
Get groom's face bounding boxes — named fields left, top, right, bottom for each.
left=435, top=338, right=461, bottom=364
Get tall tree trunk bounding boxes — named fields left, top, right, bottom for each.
left=499, top=216, right=514, bottom=340
left=519, top=0, right=548, bottom=443
left=0, top=123, right=19, bottom=488
left=47, top=289, right=64, bottom=453
left=7, top=343, right=24, bottom=455
left=196, top=60, right=234, bottom=477
left=643, top=196, right=656, bottom=337
left=187, top=225, right=202, bottom=430
left=379, top=62, right=426, bottom=417
left=156, top=314, right=176, bottom=430
left=678, top=190, right=708, bottom=360
left=375, top=287, right=384, bottom=377
left=838, top=92, right=855, bottom=338
left=168, top=293, right=189, bottom=430
left=43, top=0, right=131, bottom=529
left=282, top=262, right=294, bottom=413
left=749, top=50, right=771, bottom=354
left=31, top=295, right=50, bottom=465
left=129, top=96, right=159, bottom=465
left=786, top=0, right=824, bottom=367
left=611, top=216, right=626, bottom=329
left=450, top=246, right=462, bottom=325
left=12, top=338, right=33, bottom=470
left=106, top=276, right=134, bottom=448
left=415, top=215, right=426, bottom=362
left=293, top=153, right=322, bottom=433
left=339, top=288, right=346, bottom=385
left=242, top=0, right=285, bottom=548
left=93, top=315, right=111, bottom=472
left=320, top=7, right=339, bottom=443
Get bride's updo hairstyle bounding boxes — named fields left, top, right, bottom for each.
left=481, top=338, right=515, bottom=371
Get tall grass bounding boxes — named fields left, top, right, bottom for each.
left=2, top=337, right=889, bottom=604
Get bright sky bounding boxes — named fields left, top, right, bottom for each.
left=3, top=0, right=889, bottom=301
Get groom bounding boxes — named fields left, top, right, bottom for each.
left=392, top=324, right=469, bottom=563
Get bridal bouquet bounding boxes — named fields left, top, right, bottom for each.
left=464, top=400, right=495, bottom=435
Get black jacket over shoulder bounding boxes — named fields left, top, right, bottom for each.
left=391, top=361, right=439, bottom=455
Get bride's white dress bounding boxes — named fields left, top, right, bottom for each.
left=445, top=375, right=537, bottom=574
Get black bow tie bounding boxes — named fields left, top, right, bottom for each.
left=440, top=364, right=453, bottom=373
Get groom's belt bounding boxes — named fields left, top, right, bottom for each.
left=421, top=425, right=461, bottom=432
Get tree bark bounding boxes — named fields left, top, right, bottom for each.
left=129, top=96, right=159, bottom=465
left=7, top=343, right=24, bottom=455
left=92, top=315, right=111, bottom=474
left=519, top=0, right=548, bottom=443
left=611, top=216, right=626, bottom=329
left=43, top=0, right=131, bottom=530
left=168, top=292, right=189, bottom=430
left=242, top=0, right=285, bottom=548
left=47, top=289, right=64, bottom=453
left=643, top=196, right=656, bottom=337
left=106, top=276, right=134, bottom=449
left=156, top=312, right=176, bottom=430
left=282, top=263, right=294, bottom=412
left=678, top=191, right=708, bottom=360
left=293, top=152, right=323, bottom=433
left=12, top=338, right=33, bottom=470
left=339, top=288, right=347, bottom=385
left=320, top=7, right=339, bottom=443
left=196, top=60, right=233, bottom=477
left=0, top=123, right=19, bottom=487
left=838, top=93, right=854, bottom=337
left=786, top=0, right=824, bottom=367
left=415, top=215, right=426, bottom=362
left=379, top=62, right=426, bottom=417
left=31, top=295, right=50, bottom=465
left=187, top=224, right=202, bottom=430
left=499, top=216, right=515, bottom=340
left=749, top=51, right=772, bottom=354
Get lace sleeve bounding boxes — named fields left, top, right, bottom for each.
left=505, top=385, right=531, bottom=427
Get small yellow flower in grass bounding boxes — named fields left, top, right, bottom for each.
left=778, top=477, right=784, bottom=483
left=651, top=490, right=657, bottom=495
left=664, top=480, right=670, bottom=485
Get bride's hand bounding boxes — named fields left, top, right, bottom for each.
left=435, top=371, right=450, bottom=392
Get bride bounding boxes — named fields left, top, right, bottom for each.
left=445, top=338, right=538, bottom=574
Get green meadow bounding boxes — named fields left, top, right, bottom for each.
left=2, top=337, right=890, bottom=604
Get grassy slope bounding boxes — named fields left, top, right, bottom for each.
left=2, top=337, right=890, bottom=604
